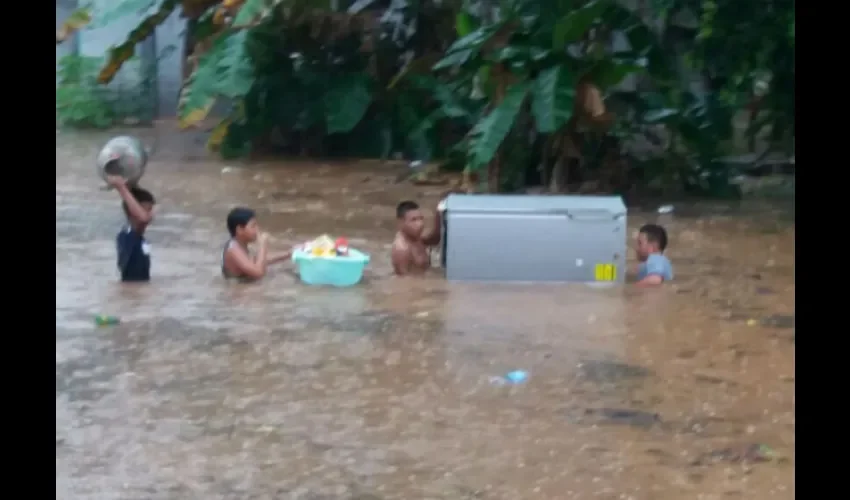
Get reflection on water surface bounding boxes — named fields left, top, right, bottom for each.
left=57, top=125, right=794, bottom=499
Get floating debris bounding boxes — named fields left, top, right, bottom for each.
left=505, top=370, right=529, bottom=383
left=761, top=314, right=795, bottom=329
left=578, top=360, right=652, bottom=383
left=691, top=443, right=780, bottom=466
left=94, top=315, right=120, bottom=326
left=490, top=370, right=529, bottom=385
left=560, top=407, right=664, bottom=429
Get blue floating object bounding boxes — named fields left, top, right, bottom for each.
left=505, top=370, right=529, bottom=384
left=293, top=248, right=370, bottom=287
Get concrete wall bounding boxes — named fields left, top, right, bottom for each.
left=55, top=0, right=187, bottom=118
left=153, top=10, right=187, bottom=117
left=56, top=0, right=78, bottom=82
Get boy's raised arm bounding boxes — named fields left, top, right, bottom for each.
left=107, top=176, right=152, bottom=224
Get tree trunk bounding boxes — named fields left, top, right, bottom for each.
left=486, top=65, right=509, bottom=193
left=550, top=156, right=567, bottom=192
left=487, top=155, right=501, bottom=193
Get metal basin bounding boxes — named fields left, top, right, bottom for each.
left=95, top=135, right=148, bottom=186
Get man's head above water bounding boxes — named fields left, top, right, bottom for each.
left=396, top=200, right=425, bottom=239
left=635, top=223, right=668, bottom=261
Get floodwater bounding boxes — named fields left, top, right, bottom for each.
left=56, top=125, right=794, bottom=500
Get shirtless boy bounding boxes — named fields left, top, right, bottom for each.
left=391, top=200, right=442, bottom=276
left=221, top=207, right=292, bottom=281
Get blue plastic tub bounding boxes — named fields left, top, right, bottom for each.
left=292, top=249, right=370, bottom=287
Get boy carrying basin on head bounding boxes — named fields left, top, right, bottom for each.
left=108, top=175, right=155, bottom=283
left=221, top=207, right=294, bottom=281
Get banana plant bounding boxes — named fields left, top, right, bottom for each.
left=76, top=0, right=223, bottom=83
left=692, top=0, right=794, bottom=158
left=429, top=0, right=662, bottom=192
left=192, top=0, right=457, bottom=157
left=56, top=8, right=92, bottom=45
left=175, top=0, right=377, bottom=156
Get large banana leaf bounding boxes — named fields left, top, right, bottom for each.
left=231, top=0, right=280, bottom=25
left=642, top=108, right=679, bottom=124
left=455, top=11, right=476, bottom=38
left=206, top=117, right=232, bottom=151
left=467, top=81, right=531, bottom=170
left=531, top=65, right=575, bottom=133
left=95, top=0, right=277, bottom=86
left=433, top=24, right=503, bottom=70
left=588, top=57, right=646, bottom=89
left=97, top=0, right=180, bottom=84
left=551, top=0, right=609, bottom=50
left=87, top=0, right=159, bottom=29
left=407, top=75, right=472, bottom=119
left=182, top=0, right=227, bottom=19
left=602, top=3, right=674, bottom=83
left=178, top=30, right=254, bottom=127
left=323, top=74, right=373, bottom=134
left=56, top=8, right=91, bottom=45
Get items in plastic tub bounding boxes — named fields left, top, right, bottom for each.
left=292, top=236, right=369, bottom=286
left=302, top=234, right=351, bottom=258
left=334, top=237, right=349, bottom=256
left=293, top=248, right=370, bottom=287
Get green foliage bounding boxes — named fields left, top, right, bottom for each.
left=56, top=54, right=155, bottom=129
left=468, top=82, right=530, bottom=169
left=92, top=0, right=794, bottom=197
left=428, top=0, right=658, bottom=182
left=323, top=74, right=373, bottom=134
left=551, top=0, right=610, bottom=49
left=56, top=6, right=92, bottom=44
left=531, top=66, right=575, bottom=133
left=693, top=0, right=795, bottom=147
left=98, top=0, right=180, bottom=84
left=56, top=55, right=115, bottom=128
left=178, top=30, right=254, bottom=127
left=180, top=0, right=452, bottom=158
left=86, top=0, right=159, bottom=29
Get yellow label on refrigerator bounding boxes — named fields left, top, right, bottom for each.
left=594, top=263, right=617, bottom=281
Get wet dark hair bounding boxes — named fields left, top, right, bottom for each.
left=227, top=207, right=257, bottom=236
left=122, top=187, right=155, bottom=218
left=639, top=223, right=668, bottom=252
left=396, top=200, right=420, bottom=219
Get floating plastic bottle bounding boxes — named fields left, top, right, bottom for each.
left=656, top=204, right=674, bottom=225
left=490, top=370, right=529, bottom=385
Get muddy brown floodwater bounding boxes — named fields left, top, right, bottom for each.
left=56, top=124, right=794, bottom=500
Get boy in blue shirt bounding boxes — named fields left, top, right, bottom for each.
left=108, top=175, right=155, bottom=282
left=634, top=223, right=673, bottom=287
